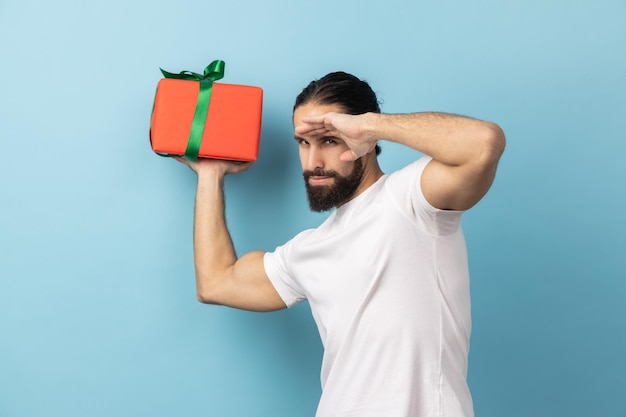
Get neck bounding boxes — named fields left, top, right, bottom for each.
left=339, top=154, right=383, bottom=207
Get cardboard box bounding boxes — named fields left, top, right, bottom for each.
left=150, top=78, right=263, bottom=161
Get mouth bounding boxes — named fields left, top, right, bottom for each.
left=308, top=176, right=334, bottom=186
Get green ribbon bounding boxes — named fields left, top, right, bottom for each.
left=160, top=60, right=225, bottom=160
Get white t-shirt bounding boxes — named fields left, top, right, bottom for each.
left=264, top=157, right=474, bottom=417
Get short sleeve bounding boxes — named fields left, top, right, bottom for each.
left=384, top=156, right=463, bottom=236
left=263, top=235, right=308, bottom=308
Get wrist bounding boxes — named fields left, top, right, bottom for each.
left=196, top=164, right=226, bottom=184
left=363, top=112, right=383, bottom=142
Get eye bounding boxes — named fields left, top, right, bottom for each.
left=298, top=138, right=309, bottom=146
left=324, top=138, right=336, bottom=144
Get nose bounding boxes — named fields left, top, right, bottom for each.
left=303, top=145, right=324, bottom=171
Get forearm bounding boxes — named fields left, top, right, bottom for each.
left=366, top=112, right=505, bottom=166
left=193, top=171, right=237, bottom=301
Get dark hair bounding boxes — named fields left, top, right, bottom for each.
left=294, top=71, right=381, bottom=155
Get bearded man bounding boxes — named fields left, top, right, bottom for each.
left=176, top=71, right=505, bottom=417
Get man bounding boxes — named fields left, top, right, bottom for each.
left=176, top=71, right=505, bottom=417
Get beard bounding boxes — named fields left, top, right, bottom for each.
left=303, top=158, right=364, bottom=212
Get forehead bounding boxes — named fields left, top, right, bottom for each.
left=293, top=102, right=345, bottom=127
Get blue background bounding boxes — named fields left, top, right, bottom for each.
left=1, top=0, right=625, bottom=416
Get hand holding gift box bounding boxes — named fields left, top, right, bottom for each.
left=150, top=60, right=263, bottom=161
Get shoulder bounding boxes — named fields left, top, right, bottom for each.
left=384, top=155, right=433, bottom=200
left=384, top=156, right=464, bottom=235
left=267, top=228, right=316, bottom=259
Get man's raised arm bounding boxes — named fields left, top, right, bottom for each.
left=176, top=158, right=287, bottom=312
left=297, top=111, right=506, bottom=211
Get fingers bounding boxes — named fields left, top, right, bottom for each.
left=174, top=156, right=189, bottom=166
left=300, top=114, right=328, bottom=125
left=172, top=155, right=249, bottom=176
left=295, top=125, right=330, bottom=137
left=296, top=114, right=336, bottom=137
left=226, top=160, right=253, bottom=174
left=295, top=123, right=338, bottom=138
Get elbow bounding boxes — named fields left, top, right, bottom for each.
left=485, top=122, right=506, bottom=159
left=196, top=291, right=215, bottom=305
left=197, top=290, right=224, bottom=306
left=477, top=122, right=506, bottom=166
left=462, top=122, right=505, bottom=180
left=195, top=274, right=222, bottom=305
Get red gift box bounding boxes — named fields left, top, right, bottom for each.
left=150, top=61, right=263, bottom=161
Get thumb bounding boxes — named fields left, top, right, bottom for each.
left=339, top=149, right=360, bottom=161
left=174, top=156, right=189, bottom=166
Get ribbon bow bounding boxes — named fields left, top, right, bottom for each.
left=160, top=60, right=226, bottom=160
left=160, top=59, right=225, bottom=82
